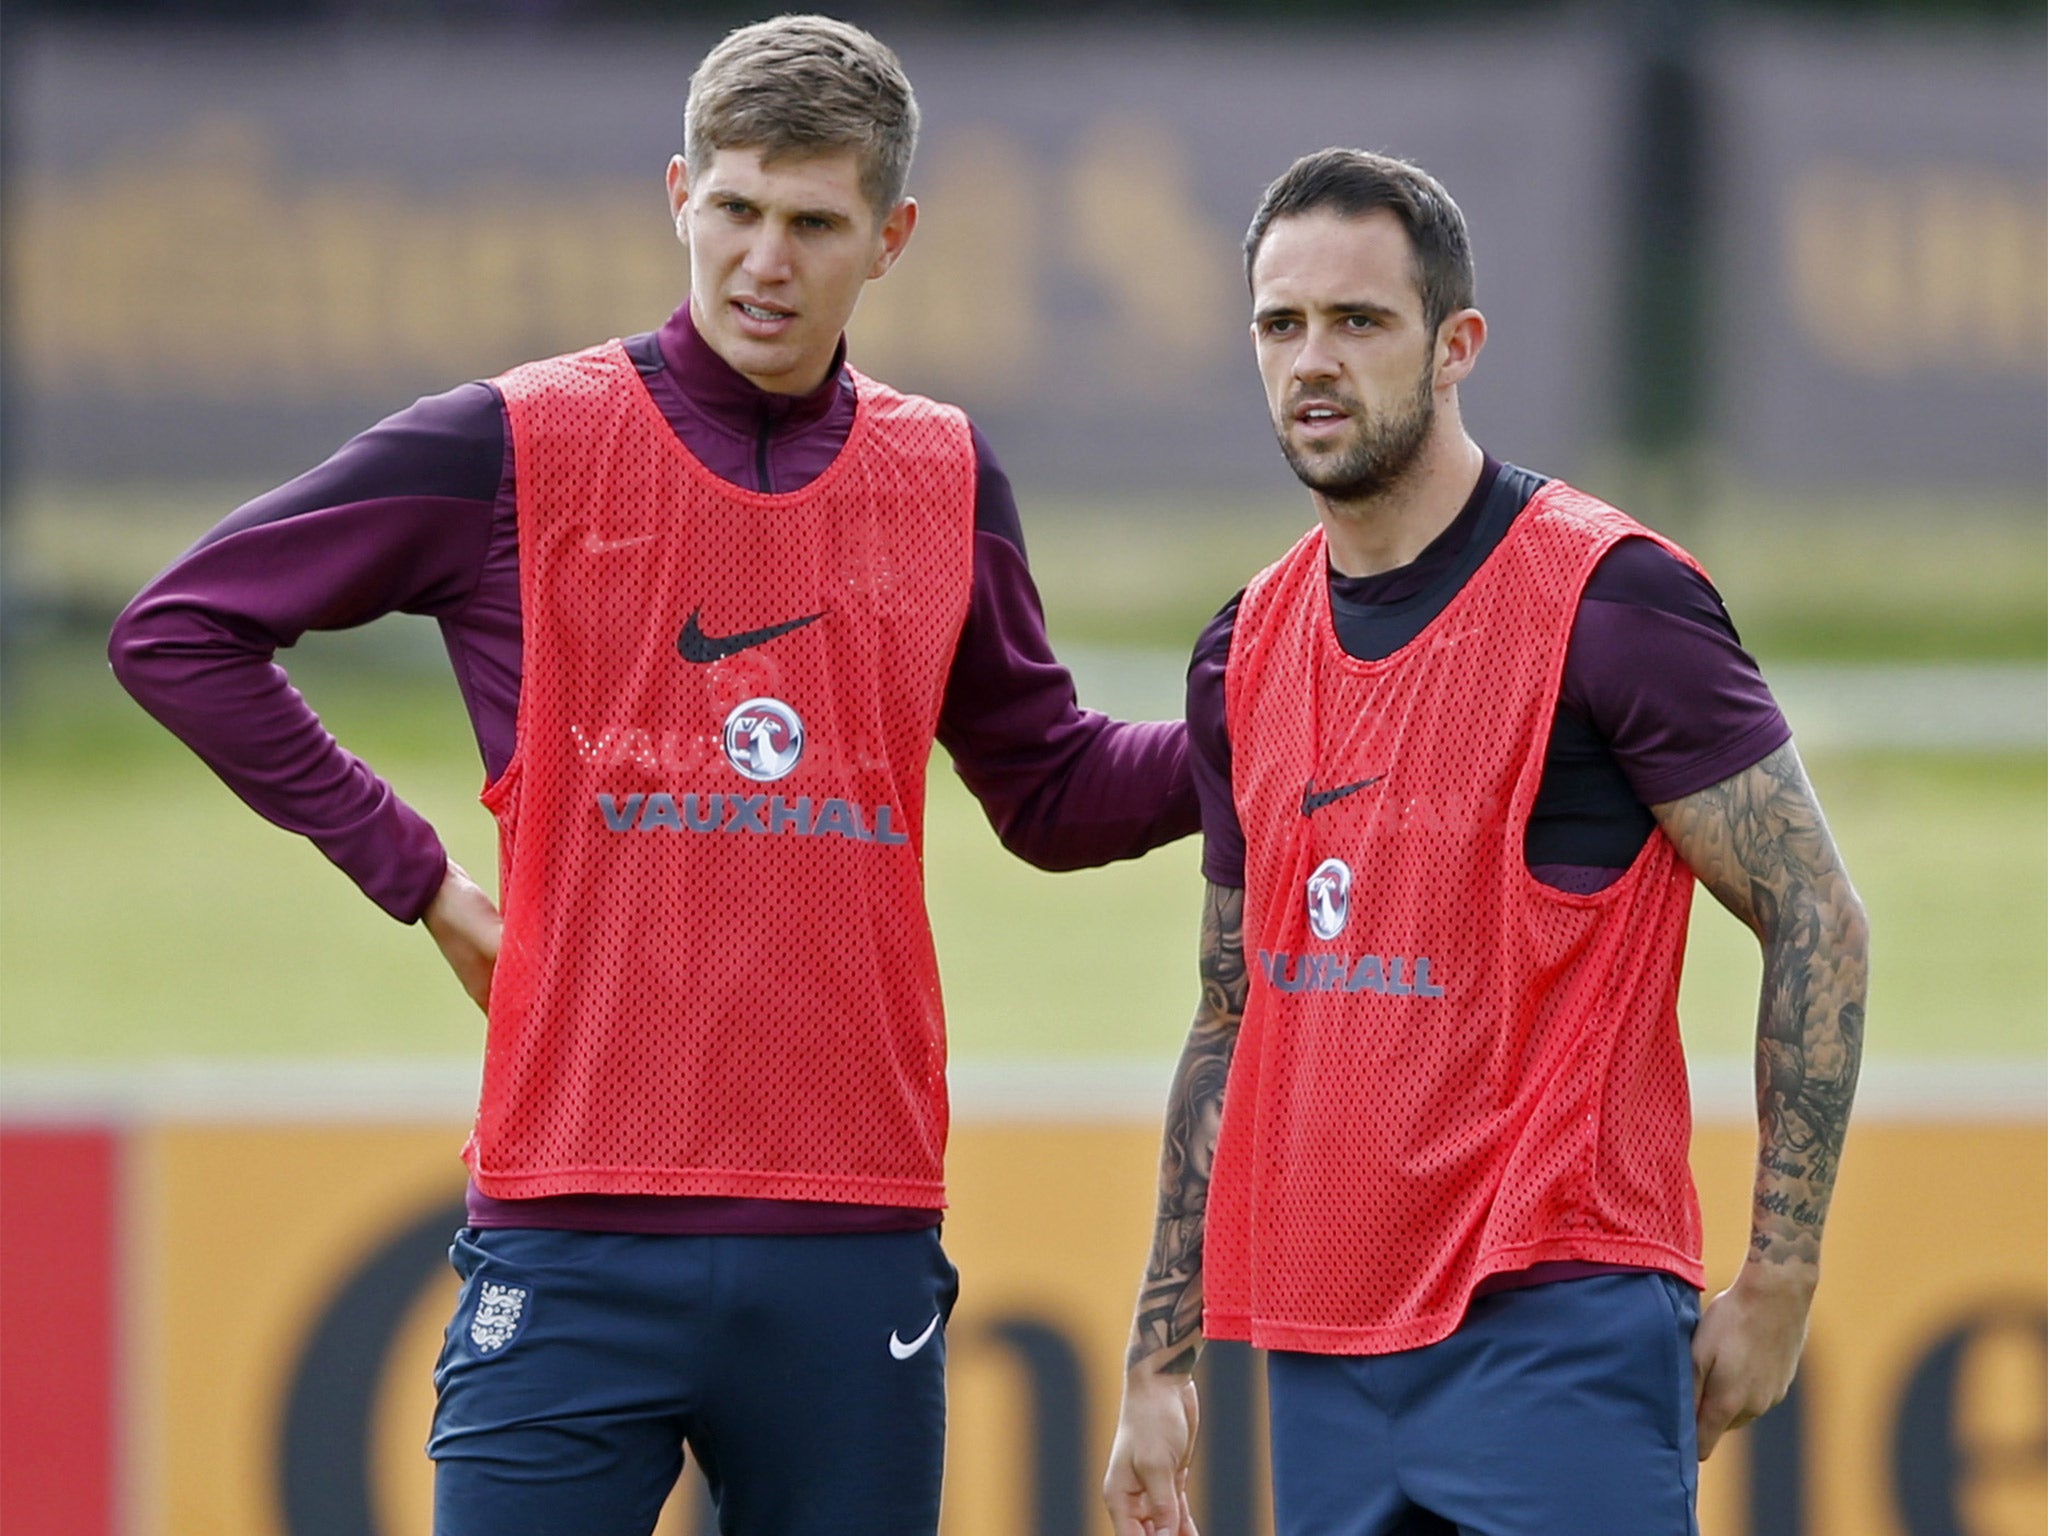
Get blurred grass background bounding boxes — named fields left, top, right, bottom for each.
left=3, top=487, right=2042, bottom=1068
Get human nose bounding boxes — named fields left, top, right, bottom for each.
left=742, top=224, right=795, bottom=284
left=1291, top=324, right=1341, bottom=383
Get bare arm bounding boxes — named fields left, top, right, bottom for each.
left=1652, top=739, right=1869, bottom=1458
left=1104, top=881, right=1248, bottom=1535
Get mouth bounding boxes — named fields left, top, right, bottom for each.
left=1291, top=399, right=1353, bottom=438
left=731, top=297, right=797, bottom=335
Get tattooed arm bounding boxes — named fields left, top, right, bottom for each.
left=1652, top=740, right=1869, bottom=1460
left=1103, top=881, right=1248, bottom=1536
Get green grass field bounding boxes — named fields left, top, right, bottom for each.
left=2, top=633, right=2041, bottom=1067
left=4, top=486, right=2042, bottom=1066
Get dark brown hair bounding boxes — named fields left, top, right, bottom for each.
left=1244, top=148, right=1476, bottom=335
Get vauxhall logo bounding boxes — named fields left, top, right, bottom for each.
left=598, top=791, right=909, bottom=844
left=594, top=696, right=911, bottom=844
left=1306, top=857, right=1353, bottom=940
left=722, top=697, right=804, bottom=782
left=1259, top=948, right=1446, bottom=998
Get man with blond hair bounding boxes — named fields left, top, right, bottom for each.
left=112, top=17, right=1193, bottom=1533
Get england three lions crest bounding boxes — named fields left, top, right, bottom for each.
left=469, top=1279, right=530, bottom=1354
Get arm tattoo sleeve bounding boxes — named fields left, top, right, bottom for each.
left=1127, top=882, right=1248, bottom=1375
left=1653, top=741, right=1870, bottom=1270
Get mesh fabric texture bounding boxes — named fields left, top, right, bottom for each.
left=1207, top=482, right=1707, bottom=1354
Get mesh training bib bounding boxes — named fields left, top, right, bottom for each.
left=1208, top=482, right=1705, bottom=1355
left=468, top=342, right=975, bottom=1205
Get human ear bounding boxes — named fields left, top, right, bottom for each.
left=867, top=197, right=919, bottom=280
left=1434, top=308, right=1487, bottom=387
left=665, top=156, right=690, bottom=236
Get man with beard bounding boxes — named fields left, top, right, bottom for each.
left=1103, top=148, right=1868, bottom=1535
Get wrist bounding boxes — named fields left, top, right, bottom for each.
left=1125, top=1346, right=1200, bottom=1385
left=1736, top=1253, right=1821, bottom=1300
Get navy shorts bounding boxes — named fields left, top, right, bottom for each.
left=1267, top=1271, right=1701, bottom=1536
left=427, top=1225, right=958, bottom=1536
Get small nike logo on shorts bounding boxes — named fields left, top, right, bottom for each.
left=676, top=608, right=824, bottom=663
left=1300, top=774, right=1383, bottom=815
left=584, top=531, right=656, bottom=554
left=889, top=1313, right=941, bottom=1360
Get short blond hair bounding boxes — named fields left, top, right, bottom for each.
left=685, top=14, right=920, bottom=216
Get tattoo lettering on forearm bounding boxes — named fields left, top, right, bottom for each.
left=1759, top=1149, right=1808, bottom=1180
left=1128, top=883, right=1247, bottom=1374
left=1655, top=743, right=1869, bottom=1271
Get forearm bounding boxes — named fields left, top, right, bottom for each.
left=940, top=531, right=1198, bottom=870
left=1748, top=848, right=1868, bottom=1272
left=1655, top=741, right=1870, bottom=1273
left=112, top=593, right=451, bottom=920
left=978, top=715, right=1198, bottom=871
left=1126, top=883, right=1246, bottom=1375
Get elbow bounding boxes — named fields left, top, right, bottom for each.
left=1011, top=842, right=1102, bottom=875
left=106, top=600, right=160, bottom=704
left=107, top=595, right=203, bottom=718
left=995, top=812, right=1167, bottom=873
left=992, top=813, right=1095, bottom=873
left=1824, top=856, right=1871, bottom=963
left=1840, top=887, right=1872, bottom=968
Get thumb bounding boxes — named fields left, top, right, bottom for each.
left=1694, top=1357, right=1727, bottom=1461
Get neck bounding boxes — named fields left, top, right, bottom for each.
left=668, top=300, right=846, bottom=423
left=1315, top=424, right=1485, bottom=578
left=684, top=293, right=840, bottom=398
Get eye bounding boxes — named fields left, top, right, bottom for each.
left=1260, top=316, right=1300, bottom=337
left=1344, top=314, right=1377, bottom=331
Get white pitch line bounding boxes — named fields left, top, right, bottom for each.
left=1, top=1058, right=2041, bottom=1126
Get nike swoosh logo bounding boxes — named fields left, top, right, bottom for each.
left=889, top=1313, right=942, bottom=1360
left=1300, top=774, right=1383, bottom=815
left=584, top=531, right=656, bottom=554
left=676, top=608, right=823, bottom=664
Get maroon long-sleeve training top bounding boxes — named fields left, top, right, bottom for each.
left=110, top=302, right=1198, bottom=1235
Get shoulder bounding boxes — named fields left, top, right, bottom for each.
left=841, top=372, right=979, bottom=498
left=1187, top=590, right=1245, bottom=738
left=1234, top=525, right=1327, bottom=630
left=495, top=340, right=634, bottom=401
left=1516, top=476, right=1728, bottom=626
left=1563, top=537, right=1789, bottom=803
left=1188, top=591, right=1248, bottom=884
left=345, top=380, right=507, bottom=491
left=1192, top=590, right=1245, bottom=673
left=1566, top=533, right=1753, bottom=700
left=1581, top=535, right=1732, bottom=628
left=192, top=380, right=506, bottom=551
left=964, top=420, right=1026, bottom=550
left=849, top=368, right=972, bottom=434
